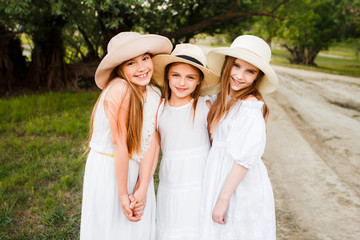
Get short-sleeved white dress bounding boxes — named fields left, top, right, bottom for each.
left=200, top=100, right=276, bottom=240
left=156, top=97, right=210, bottom=240
left=80, top=79, right=160, bottom=240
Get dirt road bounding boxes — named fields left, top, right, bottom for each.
left=264, top=66, right=360, bottom=239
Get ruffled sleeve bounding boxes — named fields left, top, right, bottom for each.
left=226, top=101, right=266, bottom=169
left=203, top=93, right=218, bottom=105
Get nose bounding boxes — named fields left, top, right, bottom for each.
left=179, top=76, right=186, bottom=85
left=137, top=61, right=146, bottom=73
left=234, top=70, right=245, bottom=80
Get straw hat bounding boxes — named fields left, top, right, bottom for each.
left=206, top=35, right=278, bottom=94
left=95, top=32, right=173, bottom=89
left=152, top=44, right=219, bottom=90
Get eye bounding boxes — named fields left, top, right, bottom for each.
left=187, top=75, right=198, bottom=81
left=127, top=61, right=135, bottom=66
left=233, top=63, right=240, bottom=68
left=247, top=69, right=257, bottom=74
left=143, top=55, right=151, bottom=61
left=171, top=73, right=180, bottom=77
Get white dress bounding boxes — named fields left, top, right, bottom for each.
left=80, top=79, right=161, bottom=240
left=156, top=97, right=210, bottom=240
left=200, top=100, right=276, bottom=240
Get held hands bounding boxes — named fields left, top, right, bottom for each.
left=129, top=194, right=145, bottom=218
left=128, top=186, right=148, bottom=220
left=119, top=194, right=142, bottom=222
left=212, top=197, right=230, bottom=224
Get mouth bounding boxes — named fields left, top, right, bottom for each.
left=175, top=87, right=187, bottom=92
left=136, top=72, right=149, bottom=79
left=232, top=77, right=244, bottom=86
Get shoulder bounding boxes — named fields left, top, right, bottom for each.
left=244, top=95, right=258, bottom=102
left=240, top=95, right=264, bottom=110
left=197, top=96, right=212, bottom=110
left=105, top=78, right=131, bottom=102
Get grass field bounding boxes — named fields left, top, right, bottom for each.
left=0, top=91, right=99, bottom=239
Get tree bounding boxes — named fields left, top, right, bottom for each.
left=276, top=0, right=360, bottom=65
left=0, top=1, right=27, bottom=93
left=143, top=0, right=288, bottom=44
left=0, top=0, right=290, bottom=92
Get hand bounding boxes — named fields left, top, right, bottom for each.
left=129, top=194, right=145, bottom=218
left=212, top=198, right=229, bottom=224
left=132, top=186, right=148, bottom=209
left=119, top=194, right=141, bottom=222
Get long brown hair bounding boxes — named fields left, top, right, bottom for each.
left=207, top=56, right=269, bottom=135
left=163, top=62, right=204, bottom=120
left=85, top=59, right=150, bottom=157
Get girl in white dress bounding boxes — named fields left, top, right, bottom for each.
left=80, top=32, right=172, bottom=240
left=201, top=35, right=279, bottom=240
left=151, top=44, right=219, bottom=240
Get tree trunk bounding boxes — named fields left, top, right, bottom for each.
left=25, top=17, right=68, bottom=91
left=0, top=28, right=27, bottom=93
left=282, top=44, right=304, bottom=64
left=304, top=48, right=319, bottom=66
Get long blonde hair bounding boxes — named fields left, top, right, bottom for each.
left=207, top=56, right=269, bottom=135
left=162, top=62, right=204, bottom=120
left=85, top=60, right=150, bottom=156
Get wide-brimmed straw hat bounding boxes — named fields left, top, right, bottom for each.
left=152, top=44, right=219, bottom=90
left=206, top=35, right=278, bottom=94
left=95, top=32, right=173, bottom=89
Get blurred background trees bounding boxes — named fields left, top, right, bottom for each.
left=0, top=0, right=359, bottom=93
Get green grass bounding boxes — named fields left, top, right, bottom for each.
left=271, top=47, right=360, bottom=78
left=0, top=90, right=165, bottom=239
left=0, top=91, right=99, bottom=239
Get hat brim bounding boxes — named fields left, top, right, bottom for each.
left=207, top=48, right=278, bottom=94
left=95, top=34, right=172, bottom=89
left=152, top=54, right=220, bottom=90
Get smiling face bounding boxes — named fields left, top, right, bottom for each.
left=167, top=63, right=201, bottom=106
left=121, top=53, right=154, bottom=87
left=228, top=58, right=260, bottom=97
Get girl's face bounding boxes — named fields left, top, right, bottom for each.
left=122, top=53, right=153, bottom=86
left=168, top=63, right=201, bottom=104
left=228, top=58, right=259, bottom=97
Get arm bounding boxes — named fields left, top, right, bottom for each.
left=212, top=163, right=247, bottom=224
left=104, top=81, right=141, bottom=222
left=131, top=128, right=157, bottom=207
left=130, top=130, right=160, bottom=217
left=212, top=100, right=266, bottom=224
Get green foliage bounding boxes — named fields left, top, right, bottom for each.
left=273, top=0, right=360, bottom=65
left=271, top=43, right=360, bottom=77
left=0, top=91, right=98, bottom=239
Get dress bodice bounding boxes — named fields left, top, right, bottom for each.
left=90, top=79, right=161, bottom=162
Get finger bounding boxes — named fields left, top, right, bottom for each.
left=129, top=201, right=135, bottom=209
left=134, top=210, right=144, bottom=217
left=133, top=205, right=145, bottom=211
left=127, top=215, right=141, bottom=222
left=129, top=194, right=135, bottom=202
left=123, top=205, right=133, bottom=217
left=134, top=200, right=144, bottom=207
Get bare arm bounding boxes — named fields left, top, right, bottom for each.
left=105, top=80, right=141, bottom=222
left=212, top=163, right=248, bottom=224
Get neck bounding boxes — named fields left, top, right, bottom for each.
left=168, top=95, right=193, bottom=107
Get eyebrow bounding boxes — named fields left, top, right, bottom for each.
left=234, top=61, right=258, bottom=72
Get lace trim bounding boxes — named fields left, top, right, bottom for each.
left=132, top=85, right=160, bottom=162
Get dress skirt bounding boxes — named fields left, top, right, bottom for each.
left=80, top=150, right=156, bottom=240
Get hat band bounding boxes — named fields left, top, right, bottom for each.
left=176, top=55, right=204, bottom=66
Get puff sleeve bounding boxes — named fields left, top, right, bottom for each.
left=225, top=101, right=266, bottom=169
left=203, top=93, right=217, bottom=104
